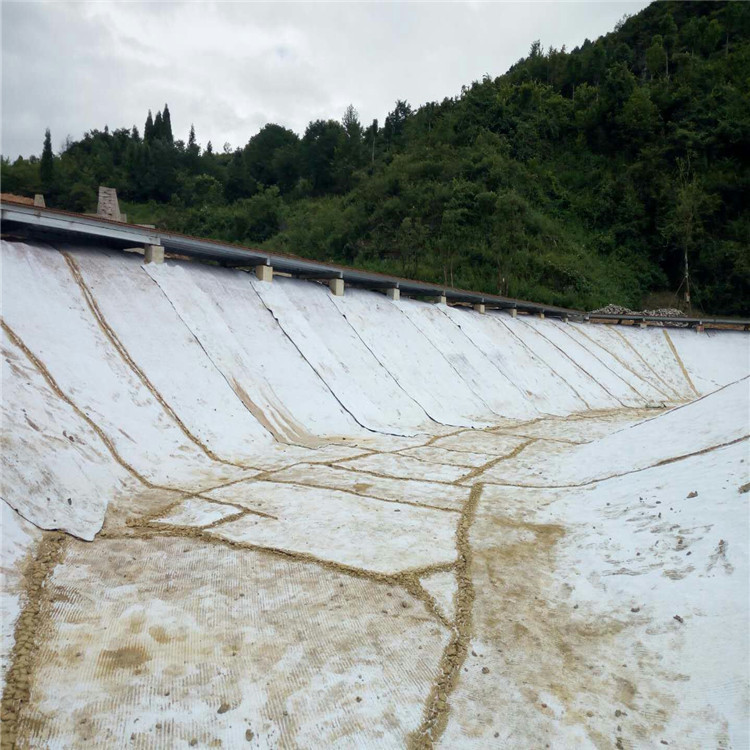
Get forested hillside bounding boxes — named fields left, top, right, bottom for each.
left=3, top=1, right=748, bottom=314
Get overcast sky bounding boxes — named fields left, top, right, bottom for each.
left=2, top=1, right=649, bottom=160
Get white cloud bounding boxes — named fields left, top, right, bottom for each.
left=1, top=0, right=648, bottom=159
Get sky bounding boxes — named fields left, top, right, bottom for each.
left=2, top=1, right=650, bottom=160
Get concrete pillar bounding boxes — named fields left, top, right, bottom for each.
left=509, top=308, right=518, bottom=318
left=563, top=316, right=569, bottom=324
left=538, top=312, right=545, bottom=320
left=255, top=264, right=273, bottom=283
left=639, top=321, right=647, bottom=329
left=473, top=303, right=485, bottom=314
left=33, top=194, right=45, bottom=208
left=696, top=323, right=705, bottom=333
left=434, top=295, right=447, bottom=305
left=144, top=244, right=164, bottom=264
left=386, top=287, right=400, bottom=301
left=329, top=278, right=345, bottom=296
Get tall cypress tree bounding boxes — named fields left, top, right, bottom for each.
left=40, top=128, right=54, bottom=190
left=162, top=104, right=174, bottom=144
left=144, top=110, right=154, bottom=142
left=154, top=110, right=163, bottom=140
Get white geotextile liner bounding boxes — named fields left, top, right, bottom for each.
left=68, top=247, right=274, bottom=460
left=440, top=307, right=584, bottom=416
left=565, top=322, right=685, bottom=402
left=205, top=480, right=458, bottom=575
left=330, top=290, right=492, bottom=427
left=667, top=328, right=750, bottom=393
left=16, top=537, right=449, bottom=748
left=1, top=242, right=221, bottom=489
left=544, top=319, right=667, bottom=404
left=441, top=440, right=749, bottom=748
left=145, top=262, right=361, bottom=444
left=519, top=316, right=646, bottom=407
left=616, top=326, right=699, bottom=399
left=420, top=570, right=457, bottom=623
left=269, top=463, right=470, bottom=512
left=397, top=300, right=538, bottom=420
left=0, top=329, right=135, bottom=540
left=550, top=377, right=749, bottom=485
left=251, top=275, right=431, bottom=435
left=501, top=316, right=621, bottom=410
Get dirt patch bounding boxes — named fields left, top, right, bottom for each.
left=408, top=482, right=483, bottom=748
left=0, top=532, right=67, bottom=750
left=98, top=645, right=151, bottom=672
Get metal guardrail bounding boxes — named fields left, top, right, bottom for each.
left=2, top=199, right=749, bottom=330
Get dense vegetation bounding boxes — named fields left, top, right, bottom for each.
left=3, top=1, right=749, bottom=314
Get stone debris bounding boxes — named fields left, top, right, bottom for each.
left=589, top=304, right=690, bottom=325
left=590, top=304, right=687, bottom=318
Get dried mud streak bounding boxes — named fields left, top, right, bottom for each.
left=259, top=475, right=462, bottom=515
left=494, top=432, right=583, bottom=445
left=662, top=329, right=700, bottom=397
left=230, top=377, right=314, bottom=447
left=497, top=318, right=592, bottom=410
left=0, top=319, right=181, bottom=494
left=483, top=434, right=749, bottom=490
left=491, top=406, right=657, bottom=444
left=138, top=265, right=297, bottom=446
left=517, top=318, right=626, bottom=408
left=61, top=252, right=257, bottom=470
left=423, top=428, right=470, bottom=448
left=0, top=533, right=67, bottom=750
left=610, top=326, right=682, bottom=401
left=456, top=438, right=537, bottom=485
left=403, top=575, right=453, bottom=630
left=326, top=461, right=462, bottom=488
left=250, top=449, right=376, bottom=483
left=554, top=321, right=664, bottom=402
left=408, top=483, right=483, bottom=749
left=387, top=449, right=480, bottom=470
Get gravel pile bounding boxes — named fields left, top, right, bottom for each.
left=589, top=304, right=689, bottom=326
left=590, top=304, right=686, bottom=318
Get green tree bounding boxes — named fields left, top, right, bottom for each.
left=144, top=110, right=154, bottom=142
left=645, top=35, right=666, bottom=79
left=243, top=124, right=300, bottom=190
left=40, top=128, right=54, bottom=192
left=162, top=104, right=174, bottom=144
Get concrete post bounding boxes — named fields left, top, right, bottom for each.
left=33, top=194, right=45, bottom=208
left=696, top=323, right=705, bottom=333
left=386, top=288, right=400, bottom=301
left=255, top=264, right=273, bottom=283
left=329, top=278, right=345, bottom=296
left=639, top=321, right=647, bottom=329
left=563, top=316, right=569, bottom=324
left=144, top=245, right=164, bottom=264
left=434, top=295, right=447, bottom=305
left=538, top=312, right=545, bottom=320
left=473, top=303, right=485, bottom=314
left=509, top=308, right=518, bottom=318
